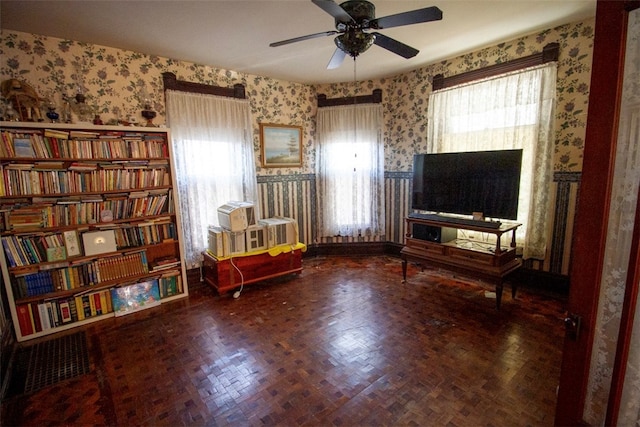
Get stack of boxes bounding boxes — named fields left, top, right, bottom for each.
left=208, top=201, right=298, bottom=258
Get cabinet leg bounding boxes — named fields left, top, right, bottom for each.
left=402, top=259, right=407, bottom=283
left=496, top=283, right=504, bottom=310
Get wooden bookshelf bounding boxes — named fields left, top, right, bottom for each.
left=0, top=122, right=188, bottom=341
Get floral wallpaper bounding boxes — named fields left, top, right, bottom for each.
left=317, top=19, right=595, bottom=173
left=0, top=31, right=317, bottom=177
left=1, top=17, right=594, bottom=176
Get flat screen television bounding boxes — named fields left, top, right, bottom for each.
left=411, top=149, right=523, bottom=220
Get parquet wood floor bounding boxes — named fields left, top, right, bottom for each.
left=1, top=256, right=566, bottom=426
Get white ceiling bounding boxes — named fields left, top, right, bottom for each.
left=0, top=0, right=596, bottom=85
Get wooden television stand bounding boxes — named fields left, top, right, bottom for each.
left=400, top=216, right=522, bottom=309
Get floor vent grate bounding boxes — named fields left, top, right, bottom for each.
left=8, top=331, right=91, bottom=396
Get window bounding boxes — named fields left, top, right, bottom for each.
left=316, top=104, right=385, bottom=238
left=166, top=90, right=258, bottom=267
left=427, top=63, right=557, bottom=259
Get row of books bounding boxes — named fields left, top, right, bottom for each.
left=1, top=232, right=66, bottom=267
left=3, top=159, right=170, bottom=171
left=15, top=270, right=188, bottom=333
left=0, top=166, right=170, bottom=196
left=1, top=219, right=175, bottom=263
left=16, top=289, right=114, bottom=336
left=115, top=221, right=176, bottom=248
left=12, top=270, right=55, bottom=297
left=3, top=205, right=47, bottom=230
left=0, top=130, right=169, bottom=159
left=1, top=192, right=171, bottom=230
left=9, top=250, right=152, bottom=296
left=95, top=251, right=149, bottom=282
left=157, top=271, right=183, bottom=298
left=16, top=274, right=185, bottom=336
left=70, top=159, right=169, bottom=169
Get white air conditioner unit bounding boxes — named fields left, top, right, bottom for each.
left=245, top=224, right=268, bottom=252
left=227, top=231, right=246, bottom=255
left=258, top=217, right=298, bottom=248
left=217, top=201, right=256, bottom=232
left=207, top=226, right=228, bottom=258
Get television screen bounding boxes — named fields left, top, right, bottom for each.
left=411, top=149, right=523, bottom=220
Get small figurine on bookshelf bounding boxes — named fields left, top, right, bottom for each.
left=1, top=78, right=43, bottom=122
left=2, top=98, right=20, bottom=121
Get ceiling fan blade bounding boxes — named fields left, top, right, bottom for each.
left=370, top=6, right=443, bottom=29
left=311, top=0, right=354, bottom=23
left=270, top=30, right=338, bottom=47
left=372, top=32, right=419, bottom=58
left=327, top=48, right=347, bottom=69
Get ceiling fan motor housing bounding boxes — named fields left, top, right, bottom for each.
left=335, top=0, right=376, bottom=57
left=337, top=0, right=376, bottom=24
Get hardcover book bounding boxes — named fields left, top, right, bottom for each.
left=63, top=230, right=81, bottom=257
left=13, top=138, right=35, bottom=158
left=46, top=246, right=66, bottom=262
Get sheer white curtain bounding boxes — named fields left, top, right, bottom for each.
left=616, top=106, right=640, bottom=423
left=316, top=104, right=385, bottom=238
left=585, top=7, right=640, bottom=424
left=587, top=105, right=640, bottom=426
left=427, top=63, right=557, bottom=259
left=165, top=90, right=258, bottom=267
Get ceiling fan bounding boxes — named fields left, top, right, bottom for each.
left=269, top=0, right=443, bottom=69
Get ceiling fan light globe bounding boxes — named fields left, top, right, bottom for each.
left=335, top=32, right=374, bottom=57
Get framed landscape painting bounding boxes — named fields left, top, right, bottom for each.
left=260, top=123, right=303, bottom=167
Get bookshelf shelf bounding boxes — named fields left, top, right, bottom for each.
left=0, top=122, right=188, bottom=342
left=0, top=213, right=178, bottom=236
left=0, top=187, right=173, bottom=199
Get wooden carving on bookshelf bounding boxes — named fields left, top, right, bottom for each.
left=1, top=79, right=43, bottom=122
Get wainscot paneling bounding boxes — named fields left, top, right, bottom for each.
left=257, top=174, right=315, bottom=246
left=385, top=172, right=413, bottom=244
left=528, top=171, right=581, bottom=276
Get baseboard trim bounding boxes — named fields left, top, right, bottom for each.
left=304, top=242, right=387, bottom=257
